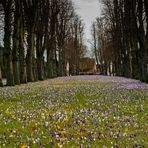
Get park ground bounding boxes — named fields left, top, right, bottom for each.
left=0, top=75, right=148, bottom=147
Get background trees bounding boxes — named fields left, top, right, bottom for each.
left=0, top=0, right=86, bottom=86
left=66, top=15, right=85, bottom=75
left=1, top=0, right=147, bottom=86
left=91, top=0, right=148, bottom=82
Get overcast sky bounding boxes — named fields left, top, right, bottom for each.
left=72, top=0, right=101, bottom=48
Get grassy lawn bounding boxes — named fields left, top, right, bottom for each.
left=0, top=76, right=148, bottom=147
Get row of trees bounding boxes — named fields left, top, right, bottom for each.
left=91, top=0, right=148, bottom=82
left=0, top=0, right=86, bottom=86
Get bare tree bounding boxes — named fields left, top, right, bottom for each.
left=1, top=0, right=14, bottom=86
left=0, top=0, right=87, bottom=86
left=94, top=0, right=148, bottom=82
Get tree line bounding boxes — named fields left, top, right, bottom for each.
left=0, top=0, right=86, bottom=86
left=91, top=0, right=148, bottom=82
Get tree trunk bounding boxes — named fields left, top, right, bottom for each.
left=19, top=15, right=27, bottom=84
left=12, top=1, right=20, bottom=85
left=5, top=55, right=14, bottom=86
left=58, top=49, right=66, bottom=76
left=130, top=0, right=139, bottom=79
left=47, top=37, right=57, bottom=78
left=0, top=65, right=3, bottom=87
left=0, top=48, right=3, bottom=86
left=47, top=48, right=54, bottom=78
left=143, top=0, right=148, bottom=82
left=93, top=23, right=99, bottom=72
left=3, top=3, right=14, bottom=86
left=37, top=54, right=44, bottom=80
left=137, top=0, right=148, bottom=82
left=36, top=35, right=45, bottom=81
left=26, top=30, right=35, bottom=82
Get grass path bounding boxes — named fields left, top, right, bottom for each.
left=0, top=76, right=148, bottom=147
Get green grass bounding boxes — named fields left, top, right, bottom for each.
left=0, top=77, right=148, bottom=147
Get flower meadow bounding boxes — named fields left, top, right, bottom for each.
left=0, top=76, right=148, bottom=147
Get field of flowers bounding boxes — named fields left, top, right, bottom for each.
left=0, top=75, right=148, bottom=147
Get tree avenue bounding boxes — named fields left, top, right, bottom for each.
left=0, top=0, right=148, bottom=86
left=91, top=0, right=148, bottom=82
left=0, top=0, right=86, bottom=86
